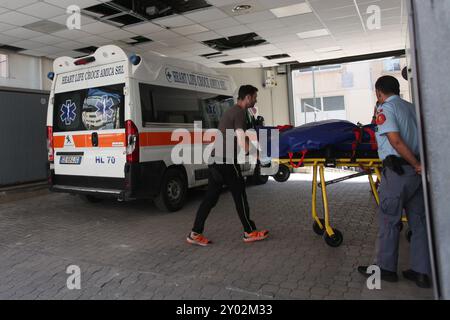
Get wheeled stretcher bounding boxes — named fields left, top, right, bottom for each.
left=261, top=120, right=386, bottom=247
left=274, top=149, right=382, bottom=248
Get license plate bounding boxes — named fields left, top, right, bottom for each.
left=60, top=156, right=82, bottom=165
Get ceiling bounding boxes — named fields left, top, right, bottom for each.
left=0, top=0, right=408, bottom=68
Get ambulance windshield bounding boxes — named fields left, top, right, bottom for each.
left=53, top=83, right=125, bottom=132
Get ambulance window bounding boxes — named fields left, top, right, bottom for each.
left=141, top=84, right=202, bottom=124
left=153, top=87, right=201, bottom=124
left=53, top=84, right=125, bottom=132
left=199, top=94, right=234, bottom=128
left=139, top=83, right=155, bottom=122
left=53, top=90, right=85, bottom=132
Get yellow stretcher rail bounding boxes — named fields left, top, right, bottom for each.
left=274, top=157, right=383, bottom=247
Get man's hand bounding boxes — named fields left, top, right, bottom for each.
left=414, top=163, right=422, bottom=175
left=386, top=132, right=421, bottom=174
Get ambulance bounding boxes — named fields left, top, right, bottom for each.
left=46, top=45, right=268, bottom=212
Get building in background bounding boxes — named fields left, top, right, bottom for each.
left=292, top=57, right=410, bottom=126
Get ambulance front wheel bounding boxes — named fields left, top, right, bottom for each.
left=251, top=164, right=269, bottom=185
left=154, top=168, right=187, bottom=212
left=273, top=165, right=290, bottom=183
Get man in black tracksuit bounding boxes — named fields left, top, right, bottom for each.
left=187, top=85, right=269, bottom=246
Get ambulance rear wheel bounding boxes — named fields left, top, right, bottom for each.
left=154, top=169, right=187, bottom=212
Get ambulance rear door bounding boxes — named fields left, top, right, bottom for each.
left=52, top=81, right=127, bottom=184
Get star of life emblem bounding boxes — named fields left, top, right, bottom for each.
left=95, top=95, right=115, bottom=122
left=60, top=100, right=77, bottom=125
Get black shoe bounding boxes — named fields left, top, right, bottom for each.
left=402, top=269, right=431, bottom=288
left=357, top=265, right=399, bottom=282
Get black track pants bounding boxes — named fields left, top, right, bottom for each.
left=192, top=163, right=256, bottom=234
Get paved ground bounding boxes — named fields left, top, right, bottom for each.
left=0, top=172, right=434, bottom=300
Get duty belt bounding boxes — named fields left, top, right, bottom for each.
left=382, top=155, right=413, bottom=175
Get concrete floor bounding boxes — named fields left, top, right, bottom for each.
left=0, top=172, right=433, bottom=300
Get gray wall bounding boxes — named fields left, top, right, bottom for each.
left=409, top=0, right=450, bottom=299
left=0, top=88, right=49, bottom=186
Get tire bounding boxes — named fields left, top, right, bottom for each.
left=273, top=165, right=290, bottom=183
left=251, top=164, right=269, bottom=185
left=313, top=218, right=325, bottom=236
left=154, top=168, right=187, bottom=212
left=80, top=195, right=103, bottom=203
left=324, top=229, right=343, bottom=247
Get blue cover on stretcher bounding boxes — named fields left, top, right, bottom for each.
left=261, top=120, right=377, bottom=158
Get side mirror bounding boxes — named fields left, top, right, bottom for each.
left=402, top=66, right=408, bottom=81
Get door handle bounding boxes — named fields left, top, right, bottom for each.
left=92, top=132, right=98, bottom=147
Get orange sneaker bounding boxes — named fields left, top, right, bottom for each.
left=186, top=232, right=212, bottom=247
left=243, top=230, right=269, bottom=243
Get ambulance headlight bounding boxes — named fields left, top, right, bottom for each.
left=47, top=72, right=55, bottom=80
left=129, top=54, right=141, bottom=66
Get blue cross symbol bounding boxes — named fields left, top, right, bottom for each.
left=60, top=100, right=77, bottom=125
left=95, top=95, right=115, bottom=121
left=166, top=69, right=173, bottom=82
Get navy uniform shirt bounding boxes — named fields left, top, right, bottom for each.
left=375, top=95, right=420, bottom=160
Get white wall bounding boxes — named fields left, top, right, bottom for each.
left=217, top=67, right=291, bottom=126
left=41, top=58, right=54, bottom=91
left=0, top=51, right=53, bottom=91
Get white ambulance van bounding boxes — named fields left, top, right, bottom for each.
left=46, top=45, right=268, bottom=212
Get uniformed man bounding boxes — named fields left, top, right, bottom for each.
left=186, top=85, right=269, bottom=246
left=358, top=75, right=432, bottom=288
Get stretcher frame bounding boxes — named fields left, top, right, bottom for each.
left=274, top=157, right=383, bottom=247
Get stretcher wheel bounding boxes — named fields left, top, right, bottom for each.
left=324, top=229, right=343, bottom=247
left=406, top=228, right=412, bottom=243
left=273, top=165, right=290, bottom=183
left=313, top=218, right=326, bottom=236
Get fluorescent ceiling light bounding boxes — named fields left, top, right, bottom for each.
left=297, top=29, right=330, bottom=39
left=149, top=50, right=167, bottom=57
left=261, top=62, right=279, bottom=67
left=233, top=5, right=252, bottom=13
left=173, top=24, right=209, bottom=35
left=315, top=46, right=342, bottom=53
left=270, top=3, right=312, bottom=18
left=242, top=57, right=267, bottom=63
